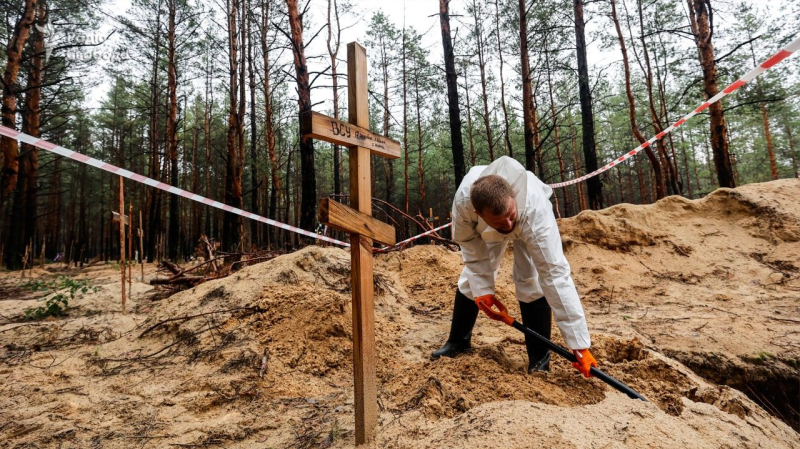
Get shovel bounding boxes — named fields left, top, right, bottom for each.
left=477, top=296, right=647, bottom=401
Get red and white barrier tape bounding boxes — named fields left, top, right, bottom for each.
left=0, top=125, right=350, bottom=248
left=377, top=222, right=452, bottom=252
left=549, top=34, right=800, bottom=189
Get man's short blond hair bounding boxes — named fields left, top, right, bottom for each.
left=470, top=175, right=514, bottom=215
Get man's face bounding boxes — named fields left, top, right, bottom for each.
left=476, top=196, right=518, bottom=234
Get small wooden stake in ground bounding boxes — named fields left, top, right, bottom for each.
left=304, top=42, right=397, bottom=445
left=28, top=239, right=33, bottom=277
left=139, top=211, right=144, bottom=282
left=128, top=204, right=133, bottom=293
left=21, top=242, right=29, bottom=278
left=119, top=176, right=126, bottom=313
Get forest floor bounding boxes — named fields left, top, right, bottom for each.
left=1, top=179, right=799, bottom=448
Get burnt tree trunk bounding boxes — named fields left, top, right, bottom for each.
left=439, top=0, right=466, bottom=186
left=286, top=0, right=316, bottom=234
left=223, top=0, right=244, bottom=251
left=574, top=0, right=603, bottom=209
left=519, top=0, right=535, bottom=172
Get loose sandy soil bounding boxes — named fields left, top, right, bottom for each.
left=1, top=179, right=798, bottom=448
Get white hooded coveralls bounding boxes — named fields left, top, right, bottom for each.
left=452, top=156, right=591, bottom=350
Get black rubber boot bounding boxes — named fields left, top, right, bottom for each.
left=431, top=289, right=479, bottom=359
left=519, top=297, right=552, bottom=373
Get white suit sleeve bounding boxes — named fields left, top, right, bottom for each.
left=452, top=199, right=495, bottom=299
left=519, top=198, right=591, bottom=350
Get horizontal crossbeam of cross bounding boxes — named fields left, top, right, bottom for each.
left=300, top=111, right=400, bottom=159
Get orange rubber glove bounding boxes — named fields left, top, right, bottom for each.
left=572, top=349, right=598, bottom=378
left=474, top=295, right=515, bottom=326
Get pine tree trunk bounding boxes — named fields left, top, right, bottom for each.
left=678, top=128, right=694, bottom=198
left=574, top=0, right=603, bottom=209
left=146, top=3, right=163, bottom=262
left=652, top=33, right=684, bottom=194
left=237, top=0, right=247, bottom=246
left=1, top=0, right=37, bottom=210
left=191, top=120, right=200, bottom=248
left=439, top=0, right=466, bottom=186
left=545, top=43, right=570, bottom=215
left=402, top=27, right=409, bottom=220
left=224, top=0, right=244, bottom=251
left=5, top=0, right=44, bottom=269
left=247, top=3, right=260, bottom=247
left=47, top=153, right=61, bottom=256
left=463, top=63, right=476, bottom=166
left=380, top=38, right=393, bottom=203
left=610, top=0, right=664, bottom=199
left=204, top=46, right=213, bottom=238
left=262, top=0, right=282, bottom=245
left=635, top=155, right=647, bottom=203
left=495, top=0, right=513, bottom=158
left=415, top=69, right=425, bottom=213
left=286, top=0, right=316, bottom=235
left=327, top=0, right=342, bottom=197
left=754, top=77, right=778, bottom=180
left=687, top=128, right=702, bottom=194
left=519, top=0, right=535, bottom=171
left=636, top=0, right=679, bottom=196
left=472, top=1, right=494, bottom=161
left=533, top=104, right=544, bottom=179
left=571, top=128, right=587, bottom=212
left=23, top=0, right=44, bottom=256
left=785, top=121, right=798, bottom=178
left=167, top=0, right=180, bottom=260
left=688, top=0, right=733, bottom=188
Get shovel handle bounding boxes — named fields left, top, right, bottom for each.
left=510, top=321, right=647, bottom=401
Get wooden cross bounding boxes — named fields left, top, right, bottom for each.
left=301, top=42, right=400, bottom=445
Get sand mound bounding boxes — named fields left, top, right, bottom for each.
left=1, top=179, right=799, bottom=447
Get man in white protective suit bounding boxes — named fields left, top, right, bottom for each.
left=431, top=156, right=598, bottom=377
